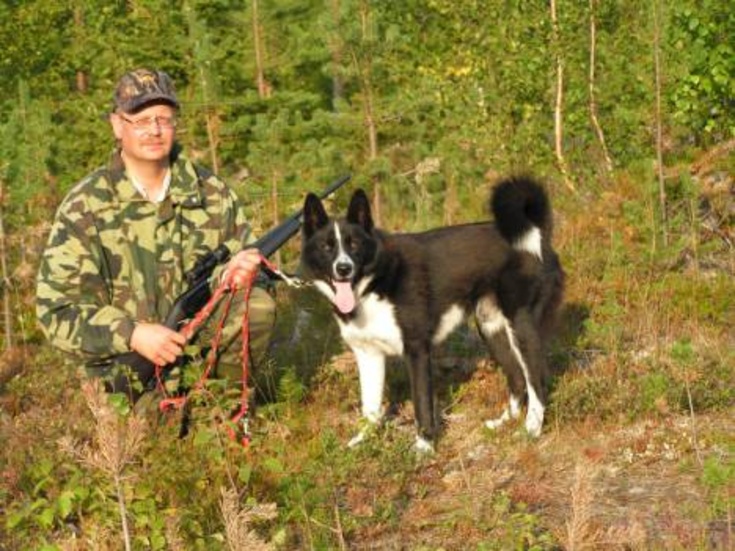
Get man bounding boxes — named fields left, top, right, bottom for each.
left=36, top=68, right=276, bottom=403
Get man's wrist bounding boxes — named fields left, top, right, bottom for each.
left=119, top=318, right=138, bottom=351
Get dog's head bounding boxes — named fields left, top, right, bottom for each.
left=301, top=189, right=379, bottom=314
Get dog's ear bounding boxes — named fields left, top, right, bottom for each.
left=302, top=193, right=329, bottom=238
left=347, top=189, right=374, bottom=232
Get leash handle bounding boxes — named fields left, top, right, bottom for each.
left=155, top=254, right=281, bottom=448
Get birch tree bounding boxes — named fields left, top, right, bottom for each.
left=588, top=0, right=614, bottom=176
left=550, top=0, right=575, bottom=191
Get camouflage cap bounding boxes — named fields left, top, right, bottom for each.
left=113, top=69, right=179, bottom=113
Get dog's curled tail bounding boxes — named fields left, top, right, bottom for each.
left=490, top=176, right=552, bottom=259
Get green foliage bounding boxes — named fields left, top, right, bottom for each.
left=551, top=332, right=735, bottom=427
left=702, top=449, right=735, bottom=517
left=5, top=459, right=88, bottom=536
left=260, top=425, right=417, bottom=548
left=0, top=80, right=55, bottom=228
left=476, top=493, right=557, bottom=550
left=668, top=2, right=735, bottom=142
left=277, top=367, right=307, bottom=408
left=0, top=0, right=730, bottom=203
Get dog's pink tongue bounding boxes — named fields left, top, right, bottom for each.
left=333, top=281, right=356, bottom=314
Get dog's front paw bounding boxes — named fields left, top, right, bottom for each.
left=347, top=419, right=380, bottom=448
left=485, top=413, right=511, bottom=431
left=347, top=429, right=368, bottom=448
left=413, top=435, right=435, bottom=455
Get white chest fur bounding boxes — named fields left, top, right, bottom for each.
left=337, top=293, right=404, bottom=356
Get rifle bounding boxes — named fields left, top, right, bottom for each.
left=102, top=174, right=351, bottom=400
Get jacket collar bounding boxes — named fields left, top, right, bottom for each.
left=106, top=143, right=204, bottom=207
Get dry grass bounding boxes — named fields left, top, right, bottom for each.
left=561, top=460, right=603, bottom=550
left=219, top=487, right=278, bottom=551
left=556, top=459, right=649, bottom=550
left=58, top=379, right=147, bottom=477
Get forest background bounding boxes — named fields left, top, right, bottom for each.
left=0, top=1, right=733, bottom=550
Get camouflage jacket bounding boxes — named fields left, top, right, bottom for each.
left=36, top=146, right=254, bottom=361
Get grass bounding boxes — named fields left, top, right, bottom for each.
left=1, top=170, right=734, bottom=549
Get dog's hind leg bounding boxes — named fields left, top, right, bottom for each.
left=477, top=297, right=524, bottom=430
left=349, top=346, right=387, bottom=447
left=477, top=297, right=545, bottom=436
left=504, top=309, right=547, bottom=437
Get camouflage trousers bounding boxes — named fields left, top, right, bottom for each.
left=84, top=285, right=276, bottom=401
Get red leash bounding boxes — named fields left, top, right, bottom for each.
left=155, top=255, right=286, bottom=447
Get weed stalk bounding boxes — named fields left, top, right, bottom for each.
left=58, top=379, right=147, bottom=551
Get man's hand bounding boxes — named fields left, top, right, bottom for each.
left=130, top=322, right=187, bottom=366
left=222, top=248, right=262, bottom=288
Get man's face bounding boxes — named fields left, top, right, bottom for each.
left=111, top=103, right=177, bottom=163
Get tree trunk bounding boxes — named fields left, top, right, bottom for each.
left=74, top=6, right=88, bottom=93
left=252, top=0, right=271, bottom=99
left=329, top=0, right=345, bottom=110
left=0, top=181, right=13, bottom=349
left=443, top=173, right=458, bottom=226
left=252, top=1, right=278, bottom=260
left=355, top=1, right=381, bottom=224
left=588, top=0, right=613, bottom=176
left=550, top=0, right=575, bottom=192
left=195, top=57, right=220, bottom=173
left=204, top=108, right=220, bottom=174
left=653, top=0, right=668, bottom=246
left=115, top=473, right=132, bottom=551
left=185, top=1, right=221, bottom=173
left=271, top=171, right=281, bottom=266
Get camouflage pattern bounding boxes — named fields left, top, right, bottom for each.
left=36, top=145, right=275, bottom=381
left=113, top=69, right=179, bottom=113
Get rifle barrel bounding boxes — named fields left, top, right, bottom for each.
left=252, top=173, right=351, bottom=257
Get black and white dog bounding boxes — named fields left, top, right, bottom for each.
left=300, top=176, right=564, bottom=452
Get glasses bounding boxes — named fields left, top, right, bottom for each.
left=119, top=114, right=177, bottom=134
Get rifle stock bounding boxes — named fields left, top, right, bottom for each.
left=105, top=174, right=351, bottom=400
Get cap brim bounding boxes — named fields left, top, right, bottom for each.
left=119, top=93, right=179, bottom=114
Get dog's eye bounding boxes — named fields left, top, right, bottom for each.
left=348, top=238, right=360, bottom=252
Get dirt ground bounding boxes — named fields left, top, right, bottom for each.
left=321, top=351, right=735, bottom=550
